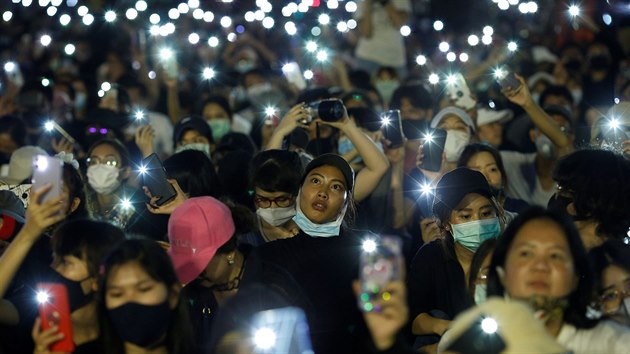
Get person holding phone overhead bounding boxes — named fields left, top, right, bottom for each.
left=406, top=168, right=506, bottom=354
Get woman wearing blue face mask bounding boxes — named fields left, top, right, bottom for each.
left=406, top=167, right=506, bottom=353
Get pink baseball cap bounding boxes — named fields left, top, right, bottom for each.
left=167, top=197, right=235, bottom=285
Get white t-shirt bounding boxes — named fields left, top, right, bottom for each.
left=499, top=150, right=556, bottom=207
left=557, top=321, right=630, bottom=354
left=354, top=0, right=411, bottom=67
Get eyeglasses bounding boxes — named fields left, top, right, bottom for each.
left=253, top=194, right=294, bottom=208
left=87, top=156, right=120, bottom=167
left=599, top=279, right=630, bottom=305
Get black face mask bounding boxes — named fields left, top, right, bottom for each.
left=547, top=194, right=574, bottom=217
left=45, top=268, right=93, bottom=312
left=589, top=55, right=610, bottom=70
left=108, top=301, right=172, bottom=348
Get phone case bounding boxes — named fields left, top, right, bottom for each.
left=141, top=153, right=177, bottom=206
left=420, top=128, right=447, bottom=172
left=31, top=155, right=63, bottom=204
left=250, top=307, right=313, bottom=354
left=358, top=236, right=403, bottom=312
left=447, top=73, right=476, bottom=110
left=37, top=283, right=75, bottom=353
left=382, top=110, right=405, bottom=148
left=498, top=71, right=521, bottom=91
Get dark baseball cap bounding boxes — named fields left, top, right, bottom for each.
left=302, top=153, right=354, bottom=192
left=173, top=116, right=213, bottom=146
left=432, top=168, right=493, bottom=218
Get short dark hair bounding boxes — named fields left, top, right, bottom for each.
left=98, top=239, right=193, bottom=354
left=198, top=95, right=233, bottom=120
left=487, top=207, right=597, bottom=329
left=553, top=149, right=630, bottom=240
left=457, top=143, right=508, bottom=191
left=0, top=115, right=26, bottom=147
left=249, top=149, right=304, bottom=196
left=539, top=85, right=574, bottom=107
left=389, top=84, right=433, bottom=111
left=51, top=219, right=125, bottom=277
left=164, top=150, right=221, bottom=198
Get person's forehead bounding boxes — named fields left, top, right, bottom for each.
left=91, top=143, right=120, bottom=157
left=308, top=165, right=346, bottom=184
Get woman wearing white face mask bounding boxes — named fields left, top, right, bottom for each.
left=85, top=139, right=135, bottom=225
left=406, top=168, right=505, bottom=353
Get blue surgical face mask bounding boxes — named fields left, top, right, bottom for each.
left=451, top=217, right=500, bottom=252
left=292, top=191, right=346, bottom=238
left=174, top=143, right=211, bottom=157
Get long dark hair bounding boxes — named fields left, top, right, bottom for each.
left=97, top=239, right=193, bottom=354
left=487, top=207, right=597, bottom=329
left=62, top=163, right=90, bottom=219
left=457, top=143, right=508, bottom=190
left=164, top=150, right=222, bottom=198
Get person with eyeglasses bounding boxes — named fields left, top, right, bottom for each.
left=590, top=239, right=630, bottom=326
left=84, top=138, right=137, bottom=226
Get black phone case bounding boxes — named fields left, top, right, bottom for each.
left=141, top=154, right=177, bottom=206
left=498, top=72, right=520, bottom=91
left=382, top=110, right=405, bottom=148
left=420, top=128, right=447, bottom=172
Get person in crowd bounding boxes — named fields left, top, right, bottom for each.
left=167, top=196, right=256, bottom=352
left=354, top=0, right=411, bottom=76
left=550, top=149, right=630, bottom=250
left=499, top=75, right=575, bottom=207
left=475, top=107, right=513, bottom=148
left=0, top=115, right=27, bottom=168
left=0, top=191, right=25, bottom=256
left=199, top=95, right=251, bottom=141
left=171, top=115, right=215, bottom=157
left=84, top=138, right=137, bottom=227
left=1, top=145, right=47, bottom=185
left=407, top=168, right=505, bottom=353
left=374, top=66, right=401, bottom=108
left=486, top=207, right=630, bottom=353
left=590, top=240, right=630, bottom=327
left=457, top=143, right=529, bottom=214
left=97, top=239, right=193, bottom=354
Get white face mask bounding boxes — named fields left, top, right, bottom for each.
left=256, top=205, right=297, bottom=226
left=87, top=164, right=121, bottom=195
left=444, top=130, right=471, bottom=162
left=474, top=283, right=487, bottom=304
left=174, top=143, right=211, bottom=157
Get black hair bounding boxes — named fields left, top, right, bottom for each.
left=389, top=84, right=433, bottom=111
left=51, top=219, right=125, bottom=277
left=216, top=200, right=256, bottom=254
left=486, top=207, right=597, bottom=329
left=457, top=143, right=508, bottom=191
left=590, top=239, right=630, bottom=297
left=86, top=138, right=131, bottom=168
left=198, top=95, right=233, bottom=120
left=164, top=150, right=222, bottom=198
left=240, top=68, right=266, bottom=88
left=468, top=238, right=497, bottom=296
left=341, top=89, right=375, bottom=109
left=539, top=85, right=574, bottom=107
left=62, top=163, right=90, bottom=219
left=553, top=149, right=630, bottom=240
left=97, top=239, right=193, bottom=354
left=249, top=149, right=304, bottom=196
left=0, top=115, right=27, bottom=147
left=376, top=66, right=399, bottom=80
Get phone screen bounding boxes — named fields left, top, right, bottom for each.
left=250, top=307, right=313, bottom=354
left=358, top=236, right=403, bottom=312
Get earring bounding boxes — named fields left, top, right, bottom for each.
left=227, top=255, right=235, bottom=265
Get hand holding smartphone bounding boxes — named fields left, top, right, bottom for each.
left=250, top=307, right=313, bottom=353
left=141, top=153, right=177, bottom=206
left=36, top=283, right=75, bottom=353
left=496, top=68, right=521, bottom=91
left=358, top=236, right=403, bottom=312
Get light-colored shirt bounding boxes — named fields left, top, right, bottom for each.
left=557, top=321, right=630, bottom=354
left=499, top=150, right=556, bottom=207
left=354, top=0, right=411, bottom=67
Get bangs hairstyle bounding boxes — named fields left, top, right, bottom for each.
left=97, top=239, right=192, bottom=354
left=486, top=207, right=597, bottom=329
left=249, top=149, right=304, bottom=196
left=86, top=138, right=131, bottom=168
left=164, top=150, right=222, bottom=198
left=51, top=219, right=125, bottom=277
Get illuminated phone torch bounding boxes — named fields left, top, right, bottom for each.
left=44, top=120, right=76, bottom=145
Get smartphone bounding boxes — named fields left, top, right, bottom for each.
left=401, top=119, right=429, bottom=141
left=141, top=153, right=177, bottom=206
left=420, top=128, right=447, bottom=172
left=358, top=236, right=403, bottom=312
left=162, top=57, right=178, bottom=80
left=282, top=62, right=307, bottom=91
left=497, top=69, right=521, bottom=91
left=36, top=283, right=75, bottom=353
left=31, top=155, right=63, bottom=204
left=446, top=73, right=476, bottom=110
left=381, top=110, right=405, bottom=148
left=250, top=307, right=313, bottom=354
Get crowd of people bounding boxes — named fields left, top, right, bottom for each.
left=1, top=0, right=630, bottom=353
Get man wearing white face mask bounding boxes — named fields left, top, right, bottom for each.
left=427, top=107, right=477, bottom=176
left=499, top=74, right=575, bottom=207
